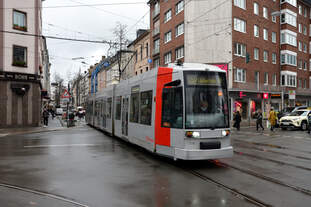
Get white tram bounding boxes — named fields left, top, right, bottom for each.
left=86, top=63, right=233, bottom=160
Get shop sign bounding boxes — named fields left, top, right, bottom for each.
left=0, top=71, right=41, bottom=83
left=271, top=94, right=281, bottom=99
left=289, top=90, right=296, bottom=100
left=239, top=91, right=246, bottom=98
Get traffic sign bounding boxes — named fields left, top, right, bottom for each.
left=61, top=89, right=70, bottom=99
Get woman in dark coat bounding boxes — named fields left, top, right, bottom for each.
left=256, top=109, right=264, bottom=131
left=234, top=111, right=242, bottom=131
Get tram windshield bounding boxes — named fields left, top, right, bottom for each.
left=184, top=71, right=229, bottom=129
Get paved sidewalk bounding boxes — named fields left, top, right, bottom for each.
left=0, top=116, right=64, bottom=137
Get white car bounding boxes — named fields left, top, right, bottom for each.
left=279, top=109, right=311, bottom=130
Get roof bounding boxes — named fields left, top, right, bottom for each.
left=127, top=30, right=150, bottom=47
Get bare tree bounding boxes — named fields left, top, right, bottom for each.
left=108, top=22, right=130, bottom=79
left=53, top=72, right=64, bottom=107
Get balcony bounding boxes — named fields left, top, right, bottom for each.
left=153, top=27, right=160, bottom=36
left=152, top=47, right=160, bottom=55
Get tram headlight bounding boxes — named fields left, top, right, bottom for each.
left=222, top=130, right=230, bottom=137
left=185, top=131, right=200, bottom=138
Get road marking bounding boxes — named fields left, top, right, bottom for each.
left=24, top=144, right=101, bottom=148
left=0, top=134, right=8, bottom=137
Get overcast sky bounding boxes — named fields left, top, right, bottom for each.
left=42, top=0, right=149, bottom=83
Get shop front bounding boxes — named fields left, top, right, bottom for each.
left=229, top=91, right=282, bottom=122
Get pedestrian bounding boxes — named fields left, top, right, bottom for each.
left=268, top=108, right=277, bottom=131
left=233, top=111, right=242, bottom=131
left=43, top=108, right=49, bottom=126
left=256, top=109, right=264, bottom=131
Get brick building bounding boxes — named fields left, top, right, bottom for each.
left=148, top=0, right=311, bottom=120
left=0, top=0, right=46, bottom=127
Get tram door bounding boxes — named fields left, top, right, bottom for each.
left=122, top=97, right=129, bottom=136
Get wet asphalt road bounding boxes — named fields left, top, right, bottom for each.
left=0, top=121, right=311, bottom=207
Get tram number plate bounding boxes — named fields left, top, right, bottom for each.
left=200, top=141, right=221, bottom=150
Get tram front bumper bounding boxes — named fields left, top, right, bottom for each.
left=174, top=146, right=233, bottom=160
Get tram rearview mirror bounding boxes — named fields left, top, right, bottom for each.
left=164, top=80, right=181, bottom=87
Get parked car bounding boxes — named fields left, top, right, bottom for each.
left=279, top=109, right=311, bottom=130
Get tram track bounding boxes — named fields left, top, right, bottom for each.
left=0, top=182, right=89, bottom=207
left=181, top=167, right=272, bottom=207
left=209, top=159, right=311, bottom=197
left=234, top=141, right=311, bottom=161
left=234, top=138, right=311, bottom=155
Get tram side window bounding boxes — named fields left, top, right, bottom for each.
left=107, top=98, right=112, bottom=119
left=102, top=100, right=106, bottom=116
left=140, top=91, right=152, bottom=125
left=162, top=87, right=183, bottom=128
left=115, top=96, right=121, bottom=120
left=130, top=93, right=140, bottom=123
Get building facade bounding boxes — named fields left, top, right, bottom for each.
left=127, top=29, right=151, bottom=76
left=0, top=0, right=45, bottom=127
left=148, top=0, right=311, bottom=121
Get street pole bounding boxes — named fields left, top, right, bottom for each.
left=67, top=83, right=69, bottom=128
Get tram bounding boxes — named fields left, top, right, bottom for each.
left=86, top=63, right=233, bottom=160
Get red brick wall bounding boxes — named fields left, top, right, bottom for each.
left=232, top=0, right=280, bottom=89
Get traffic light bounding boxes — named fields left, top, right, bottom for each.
left=245, top=52, right=250, bottom=63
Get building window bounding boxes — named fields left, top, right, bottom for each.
left=281, top=73, right=296, bottom=87
left=154, top=39, right=160, bottom=54
left=234, top=18, right=246, bottom=33
left=254, top=25, right=259, bottom=37
left=164, top=52, right=172, bottom=64
left=13, top=10, right=27, bottom=31
left=254, top=48, right=259, bottom=60
left=272, top=32, right=276, bottom=43
left=281, top=12, right=297, bottom=27
left=263, top=7, right=268, bottom=19
left=298, top=59, right=302, bottom=69
left=234, top=0, right=246, bottom=9
left=281, top=30, right=297, bottom=46
left=254, top=2, right=259, bottom=15
left=309, top=59, right=311, bottom=71
left=146, top=43, right=149, bottom=57
left=304, top=7, right=308, bottom=18
left=175, top=0, right=184, bottom=15
left=154, top=58, right=160, bottom=68
left=12, top=45, right=27, bottom=67
left=304, top=43, right=307, bottom=53
left=264, top=72, right=268, bottom=85
left=175, top=46, right=184, bottom=60
left=299, top=5, right=302, bottom=15
left=304, top=25, right=307, bottom=35
left=280, top=0, right=296, bottom=7
left=272, top=74, right=277, bottom=86
left=263, top=50, right=268, bottom=62
left=299, top=79, right=302, bottom=88
left=263, top=28, right=268, bottom=40
left=175, top=22, right=184, bottom=37
left=272, top=15, right=277, bottom=23
left=140, top=45, right=143, bottom=60
left=140, top=91, right=152, bottom=125
left=234, top=68, right=246, bottom=83
left=234, top=43, right=246, bottom=57
left=304, top=61, right=307, bottom=70
left=299, top=23, right=302, bottom=33
left=164, top=9, right=172, bottom=23
left=299, top=41, right=302, bottom=51
left=164, top=31, right=172, bottom=43
left=272, top=52, right=277, bottom=64
left=281, top=51, right=297, bottom=66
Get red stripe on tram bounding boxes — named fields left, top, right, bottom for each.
left=155, top=67, right=173, bottom=147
